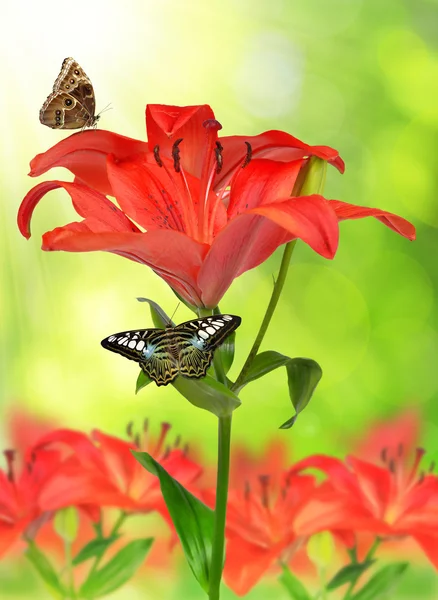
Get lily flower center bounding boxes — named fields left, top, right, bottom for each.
left=380, top=445, right=430, bottom=523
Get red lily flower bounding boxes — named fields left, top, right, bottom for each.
left=32, top=421, right=202, bottom=518
left=18, top=104, right=415, bottom=308
left=0, top=448, right=61, bottom=558
left=292, top=446, right=438, bottom=570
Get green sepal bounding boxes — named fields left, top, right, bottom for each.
left=351, top=562, right=409, bottom=600
left=25, top=541, right=66, bottom=599
left=137, top=297, right=172, bottom=328
left=234, top=351, right=322, bottom=428
left=278, top=564, right=311, bottom=600
left=53, top=506, right=78, bottom=543
left=327, top=561, right=376, bottom=590
left=72, top=536, right=120, bottom=566
left=173, top=374, right=241, bottom=417
left=132, top=451, right=214, bottom=593
left=79, top=538, right=153, bottom=598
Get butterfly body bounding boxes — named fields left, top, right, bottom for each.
left=39, top=57, right=98, bottom=129
left=101, top=314, right=241, bottom=386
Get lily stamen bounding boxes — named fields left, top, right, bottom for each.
left=242, top=141, right=252, bottom=168
left=172, top=139, right=183, bottom=173
left=4, top=450, right=15, bottom=483
left=153, top=145, right=163, bottom=167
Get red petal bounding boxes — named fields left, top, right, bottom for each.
left=224, top=536, right=284, bottom=596
left=41, top=228, right=206, bottom=307
left=18, top=180, right=139, bottom=239
left=29, top=130, right=148, bottom=195
left=198, top=196, right=339, bottom=307
left=329, top=200, right=416, bottom=240
left=0, top=522, right=29, bottom=558
left=107, top=153, right=198, bottom=233
left=146, top=104, right=216, bottom=178
left=227, top=158, right=304, bottom=219
left=217, top=130, right=344, bottom=189
left=346, top=457, right=391, bottom=517
left=92, top=430, right=136, bottom=491
left=413, top=533, right=438, bottom=569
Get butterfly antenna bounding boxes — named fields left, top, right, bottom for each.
left=169, top=302, right=181, bottom=325
left=97, top=103, right=113, bottom=116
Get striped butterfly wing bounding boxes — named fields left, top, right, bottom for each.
left=174, top=314, right=242, bottom=379
left=101, top=328, right=178, bottom=386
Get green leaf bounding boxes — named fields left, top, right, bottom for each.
left=25, top=541, right=66, bottom=599
left=173, top=373, right=241, bottom=417
left=135, top=369, right=152, bottom=393
left=73, top=536, right=120, bottom=566
left=351, top=562, right=409, bottom=600
left=53, top=506, right=78, bottom=543
left=278, top=564, right=311, bottom=600
left=235, top=351, right=322, bottom=428
left=137, top=297, right=172, bottom=328
left=327, top=561, right=376, bottom=590
left=80, top=538, right=153, bottom=598
left=132, top=451, right=214, bottom=592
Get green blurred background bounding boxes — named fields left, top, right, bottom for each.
left=1, top=0, right=437, bottom=597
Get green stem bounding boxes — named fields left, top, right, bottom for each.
left=88, top=511, right=127, bottom=578
left=344, top=538, right=381, bottom=600
left=232, top=240, right=297, bottom=392
left=208, top=414, right=232, bottom=600
left=64, top=539, right=76, bottom=599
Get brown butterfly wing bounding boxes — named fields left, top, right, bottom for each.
left=39, top=58, right=97, bottom=129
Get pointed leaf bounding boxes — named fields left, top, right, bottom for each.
left=73, top=536, right=120, bottom=565
left=278, top=564, right=311, bottom=600
left=135, top=370, right=152, bottom=393
left=132, top=451, right=214, bottom=592
left=327, top=561, right=376, bottom=590
left=25, top=541, right=66, bottom=599
left=137, top=297, right=172, bottom=328
left=173, top=373, right=241, bottom=417
left=79, top=538, right=153, bottom=598
left=351, top=562, right=409, bottom=600
left=234, top=351, right=322, bottom=428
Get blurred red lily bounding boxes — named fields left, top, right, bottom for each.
left=33, top=421, right=202, bottom=518
left=18, top=104, right=415, bottom=308
left=293, top=445, right=438, bottom=570
left=0, top=448, right=60, bottom=558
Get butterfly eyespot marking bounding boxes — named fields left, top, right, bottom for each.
left=55, top=110, right=61, bottom=115
left=74, top=69, right=80, bottom=75
left=65, top=84, right=70, bottom=89
left=70, top=78, right=75, bottom=84
left=64, top=98, right=73, bottom=107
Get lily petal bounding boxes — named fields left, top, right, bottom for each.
left=217, top=130, right=345, bottom=189
left=329, top=200, right=416, bottom=240
left=41, top=228, right=207, bottom=307
left=146, top=104, right=216, bottom=178
left=227, top=158, right=304, bottom=219
left=18, top=180, right=140, bottom=240
left=199, top=196, right=339, bottom=307
left=29, top=130, right=148, bottom=195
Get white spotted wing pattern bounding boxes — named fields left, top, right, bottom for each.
left=101, top=314, right=241, bottom=386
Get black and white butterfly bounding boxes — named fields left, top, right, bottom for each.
left=101, top=314, right=241, bottom=386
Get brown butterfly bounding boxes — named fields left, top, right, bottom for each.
left=39, top=58, right=99, bottom=129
